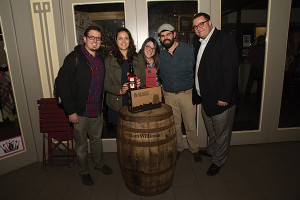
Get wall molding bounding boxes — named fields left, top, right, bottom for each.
left=31, top=0, right=59, bottom=97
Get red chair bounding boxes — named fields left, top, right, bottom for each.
left=37, top=98, right=75, bottom=169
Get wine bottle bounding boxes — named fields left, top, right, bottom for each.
left=127, top=62, right=137, bottom=90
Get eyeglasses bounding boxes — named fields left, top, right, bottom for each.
left=145, top=45, right=155, bottom=51
left=192, top=20, right=209, bottom=30
left=87, top=35, right=101, bottom=41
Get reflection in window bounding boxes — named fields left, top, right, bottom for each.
left=147, top=1, right=197, bottom=135
left=0, top=23, right=24, bottom=159
left=74, top=3, right=125, bottom=56
left=148, top=1, right=197, bottom=46
left=222, top=0, right=268, bottom=131
left=73, top=3, right=125, bottom=139
left=279, top=0, right=300, bottom=128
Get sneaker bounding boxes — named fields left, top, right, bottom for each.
left=95, top=164, right=113, bottom=175
left=80, top=174, right=94, bottom=185
left=193, top=151, right=203, bottom=162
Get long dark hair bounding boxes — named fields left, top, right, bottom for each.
left=138, top=37, right=160, bottom=74
left=111, top=27, right=137, bottom=65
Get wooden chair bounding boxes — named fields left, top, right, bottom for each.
left=37, top=98, right=75, bottom=169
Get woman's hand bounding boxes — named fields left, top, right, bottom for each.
left=120, top=82, right=129, bottom=95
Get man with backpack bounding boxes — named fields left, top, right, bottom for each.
left=55, top=25, right=112, bottom=185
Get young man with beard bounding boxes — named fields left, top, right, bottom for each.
left=158, top=23, right=202, bottom=162
left=56, top=25, right=112, bottom=185
left=192, top=13, right=239, bottom=176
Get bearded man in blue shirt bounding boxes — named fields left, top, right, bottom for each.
left=158, top=23, right=202, bottom=162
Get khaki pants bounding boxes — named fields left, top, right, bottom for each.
left=73, top=114, right=104, bottom=174
left=163, top=89, right=199, bottom=153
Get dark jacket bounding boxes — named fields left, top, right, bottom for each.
left=104, top=53, right=146, bottom=111
left=193, top=28, right=239, bottom=116
left=56, top=45, right=105, bottom=116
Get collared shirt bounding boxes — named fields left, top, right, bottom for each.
left=195, top=27, right=215, bottom=96
left=81, top=45, right=104, bottom=117
left=159, top=42, right=195, bottom=92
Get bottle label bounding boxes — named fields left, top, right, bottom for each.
left=128, top=77, right=136, bottom=89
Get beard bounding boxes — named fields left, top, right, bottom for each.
left=161, top=38, right=174, bottom=50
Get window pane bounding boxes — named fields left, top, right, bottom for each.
left=279, top=0, right=300, bottom=128
left=148, top=1, right=197, bottom=45
left=74, top=3, right=125, bottom=56
left=222, top=0, right=268, bottom=131
left=74, top=3, right=125, bottom=138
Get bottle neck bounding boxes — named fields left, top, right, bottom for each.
left=129, top=63, right=134, bottom=74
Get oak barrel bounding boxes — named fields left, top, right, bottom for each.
left=117, top=104, right=177, bottom=196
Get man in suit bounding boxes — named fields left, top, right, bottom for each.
left=192, top=13, right=239, bottom=176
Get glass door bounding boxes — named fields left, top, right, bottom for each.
left=62, top=0, right=137, bottom=151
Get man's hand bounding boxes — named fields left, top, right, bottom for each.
left=217, top=100, right=228, bottom=107
left=69, top=113, right=79, bottom=124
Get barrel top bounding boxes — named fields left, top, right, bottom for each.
left=120, top=104, right=171, bottom=116
left=119, top=104, right=173, bottom=122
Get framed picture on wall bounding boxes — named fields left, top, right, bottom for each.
left=243, top=35, right=251, bottom=47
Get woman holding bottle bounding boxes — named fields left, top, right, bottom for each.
left=104, top=27, right=145, bottom=126
left=138, top=37, right=161, bottom=87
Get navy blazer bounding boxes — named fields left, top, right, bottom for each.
left=192, top=28, right=239, bottom=117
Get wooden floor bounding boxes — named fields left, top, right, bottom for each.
left=1, top=141, right=300, bottom=200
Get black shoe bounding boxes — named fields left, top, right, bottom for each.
left=198, top=150, right=212, bottom=157
left=206, top=163, right=221, bottom=176
left=80, top=174, right=94, bottom=185
left=95, top=164, right=113, bottom=175
left=193, top=151, right=202, bottom=162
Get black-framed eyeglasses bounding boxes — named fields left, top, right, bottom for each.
left=192, top=20, right=209, bottom=30
left=87, top=35, right=101, bottom=41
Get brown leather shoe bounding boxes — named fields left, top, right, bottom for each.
left=95, top=164, right=113, bottom=175
left=80, top=174, right=94, bottom=185
left=193, top=151, right=202, bottom=162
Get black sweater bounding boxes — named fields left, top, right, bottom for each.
left=56, top=45, right=105, bottom=116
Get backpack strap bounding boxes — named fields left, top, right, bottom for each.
left=74, top=51, right=79, bottom=82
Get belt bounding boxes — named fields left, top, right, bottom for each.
left=165, top=88, right=191, bottom=94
